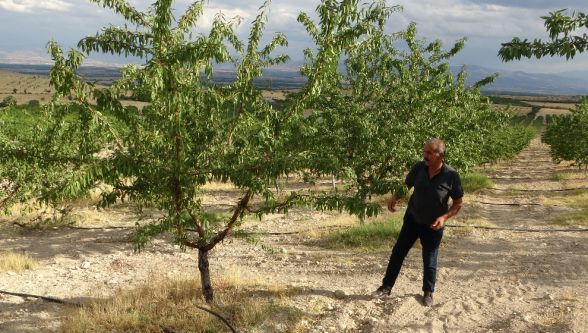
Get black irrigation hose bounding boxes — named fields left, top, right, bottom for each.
left=0, top=290, right=238, bottom=333
left=12, top=222, right=133, bottom=230
left=248, top=223, right=587, bottom=233
left=469, top=200, right=542, bottom=206
left=14, top=220, right=586, bottom=233
left=242, top=224, right=347, bottom=235
left=195, top=305, right=238, bottom=333
left=445, top=224, right=588, bottom=232
left=488, top=177, right=545, bottom=180
left=489, top=187, right=588, bottom=192
left=12, top=218, right=587, bottom=235
left=0, top=289, right=81, bottom=306
left=159, top=306, right=238, bottom=333
left=64, top=225, right=131, bottom=230
left=12, top=222, right=347, bottom=236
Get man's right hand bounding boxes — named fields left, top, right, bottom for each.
left=387, top=196, right=398, bottom=212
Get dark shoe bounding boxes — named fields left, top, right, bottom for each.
left=372, top=285, right=392, bottom=298
left=423, top=291, right=434, bottom=306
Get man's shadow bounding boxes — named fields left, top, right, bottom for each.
left=294, top=288, right=424, bottom=304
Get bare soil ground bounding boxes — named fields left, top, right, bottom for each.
left=1, top=137, right=587, bottom=332
left=537, top=108, right=573, bottom=117
left=522, top=102, right=575, bottom=110
left=490, top=104, right=531, bottom=116
left=495, top=95, right=582, bottom=103
left=0, top=70, right=52, bottom=105
left=0, top=70, right=586, bottom=332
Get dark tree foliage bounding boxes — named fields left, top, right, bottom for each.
left=543, top=99, right=588, bottom=167
left=499, top=9, right=588, bottom=61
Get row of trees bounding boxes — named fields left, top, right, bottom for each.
left=0, top=0, right=536, bottom=302
left=500, top=9, right=588, bottom=167
left=543, top=99, right=588, bottom=168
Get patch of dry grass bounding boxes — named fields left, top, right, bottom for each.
left=491, top=104, right=532, bottom=116
left=543, top=190, right=588, bottom=226
left=61, top=275, right=309, bottom=333
left=0, top=251, right=38, bottom=272
left=293, top=212, right=367, bottom=238
left=536, top=108, right=572, bottom=117
left=549, top=172, right=588, bottom=181
left=461, top=218, right=495, bottom=227
left=551, top=210, right=588, bottom=227
left=497, top=95, right=580, bottom=103
left=314, top=214, right=403, bottom=250
left=462, top=173, right=493, bottom=192
left=446, top=218, right=495, bottom=238
left=543, top=190, right=588, bottom=209
left=201, top=181, right=239, bottom=192
left=522, top=101, right=575, bottom=110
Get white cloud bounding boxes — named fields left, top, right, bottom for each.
left=0, top=49, right=51, bottom=64
left=393, top=0, right=548, bottom=40
left=0, top=0, right=72, bottom=13
left=187, top=6, right=251, bottom=31
left=0, top=0, right=586, bottom=72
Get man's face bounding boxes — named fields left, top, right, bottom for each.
left=423, top=143, right=443, bottom=166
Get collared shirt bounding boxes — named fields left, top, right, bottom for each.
left=405, top=161, right=464, bottom=225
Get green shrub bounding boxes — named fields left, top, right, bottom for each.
left=27, top=100, right=40, bottom=107
left=462, top=173, right=493, bottom=192
left=543, top=98, right=588, bottom=167
left=1, top=95, right=17, bottom=107
left=321, top=216, right=403, bottom=249
left=478, top=123, right=537, bottom=165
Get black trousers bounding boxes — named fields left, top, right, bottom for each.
left=382, top=213, right=444, bottom=292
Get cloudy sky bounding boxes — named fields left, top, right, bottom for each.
left=1, top=0, right=587, bottom=73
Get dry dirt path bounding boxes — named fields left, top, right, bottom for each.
left=245, top=136, right=588, bottom=333
left=0, top=136, right=587, bottom=332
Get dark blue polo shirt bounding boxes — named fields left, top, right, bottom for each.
left=405, top=161, right=463, bottom=225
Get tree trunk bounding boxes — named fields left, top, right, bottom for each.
left=198, top=249, right=214, bottom=303
left=357, top=204, right=367, bottom=225
left=359, top=212, right=366, bottom=225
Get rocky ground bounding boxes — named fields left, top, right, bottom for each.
left=0, top=137, right=587, bottom=333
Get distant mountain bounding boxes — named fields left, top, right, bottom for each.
left=0, top=63, right=121, bottom=85
left=2, top=62, right=587, bottom=95
left=222, top=64, right=588, bottom=95
left=552, top=70, right=588, bottom=83
left=456, top=65, right=588, bottom=95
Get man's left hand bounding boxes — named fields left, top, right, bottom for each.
left=430, top=216, right=446, bottom=230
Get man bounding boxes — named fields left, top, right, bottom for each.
left=373, top=138, right=463, bottom=306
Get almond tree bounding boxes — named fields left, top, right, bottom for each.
left=35, top=0, right=391, bottom=303
left=500, top=9, right=588, bottom=167
left=294, top=14, right=534, bottom=221
left=10, top=0, right=533, bottom=304
left=543, top=98, right=588, bottom=168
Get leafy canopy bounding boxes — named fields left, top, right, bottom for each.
left=293, top=19, right=533, bottom=218
left=499, top=8, right=588, bottom=167
left=543, top=99, right=588, bottom=167
left=499, top=9, right=588, bottom=60
left=0, top=0, right=537, bottom=302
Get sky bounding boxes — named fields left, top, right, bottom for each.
left=1, top=0, right=587, bottom=74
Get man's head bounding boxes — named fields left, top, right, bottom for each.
left=423, top=138, right=445, bottom=167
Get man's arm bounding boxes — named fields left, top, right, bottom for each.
left=430, top=197, right=463, bottom=230
left=388, top=163, right=420, bottom=212
left=387, top=195, right=400, bottom=212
